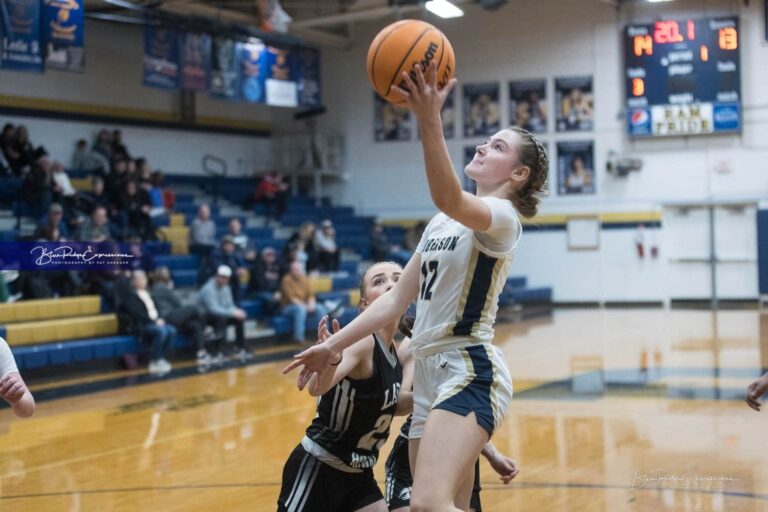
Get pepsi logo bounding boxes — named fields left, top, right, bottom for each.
left=630, top=109, right=649, bottom=126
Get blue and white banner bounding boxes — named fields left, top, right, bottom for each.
left=210, top=36, right=240, bottom=100
left=296, top=46, right=321, bottom=108
left=239, top=39, right=266, bottom=103
left=0, top=0, right=44, bottom=73
left=142, top=27, right=180, bottom=90
left=43, top=0, right=84, bottom=72
left=180, top=32, right=210, bottom=92
left=557, top=140, right=595, bottom=196
left=262, top=45, right=297, bottom=107
left=629, top=102, right=741, bottom=137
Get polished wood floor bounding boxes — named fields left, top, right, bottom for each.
left=1, top=309, right=767, bottom=511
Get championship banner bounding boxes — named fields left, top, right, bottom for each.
left=180, top=32, right=210, bottom=92
left=296, top=46, right=321, bottom=108
left=239, top=39, right=266, bottom=104
left=263, top=45, right=297, bottom=107
left=210, top=36, right=240, bottom=100
left=43, top=0, right=84, bottom=72
left=0, top=0, right=44, bottom=73
left=142, top=27, right=180, bottom=90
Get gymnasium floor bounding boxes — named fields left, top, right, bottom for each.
left=0, top=309, right=766, bottom=511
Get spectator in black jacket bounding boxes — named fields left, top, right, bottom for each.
left=151, top=267, right=212, bottom=365
left=209, top=236, right=247, bottom=305
left=247, top=246, right=282, bottom=314
left=118, top=180, right=153, bottom=240
left=120, top=270, right=175, bottom=375
left=111, top=129, right=131, bottom=161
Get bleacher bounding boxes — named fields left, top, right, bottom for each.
left=0, top=173, right=553, bottom=372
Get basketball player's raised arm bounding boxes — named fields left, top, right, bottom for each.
left=283, top=255, right=420, bottom=375
left=394, top=338, right=414, bottom=416
left=394, top=61, right=494, bottom=232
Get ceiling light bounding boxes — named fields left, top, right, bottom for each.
left=425, top=0, right=464, bottom=19
left=646, top=0, right=674, bottom=3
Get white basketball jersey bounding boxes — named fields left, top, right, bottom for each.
left=410, top=197, right=522, bottom=356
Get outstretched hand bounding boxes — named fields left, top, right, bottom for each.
left=286, top=315, right=341, bottom=391
left=392, top=60, right=457, bottom=121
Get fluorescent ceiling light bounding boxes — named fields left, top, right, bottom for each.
left=425, top=0, right=464, bottom=18
left=646, top=0, right=674, bottom=3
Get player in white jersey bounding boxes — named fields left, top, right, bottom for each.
left=285, top=61, right=548, bottom=511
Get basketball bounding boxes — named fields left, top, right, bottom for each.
left=366, top=20, right=455, bottom=107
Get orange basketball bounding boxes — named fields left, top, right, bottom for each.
left=366, top=20, right=455, bottom=107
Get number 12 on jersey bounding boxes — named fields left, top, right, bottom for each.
left=420, top=261, right=438, bottom=300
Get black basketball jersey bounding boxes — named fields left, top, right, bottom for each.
left=302, top=334, right=402, bottom=472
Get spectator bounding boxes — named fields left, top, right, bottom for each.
left=256, top=170, right=288, bottom=221
left=105, top=158, right=129, bottom=204
left=151, top=267, right=212, bottom=365
left=153, top=170, right=175, bottom=210
left=405, top=220, right=427, bottom=251
left=0, top=127, right=10, bottom=174
left=120, top=270, right=175, bottom=375
left=209, top=235, right=247, bottom=304
left=198, top=265, right=249, bottom=361
left=227, top=218, right=248, bottom=254
left=51, top=161, right=76, bottom=203
left=76, top=206, right=112, bottom=242
left=280, top=260, right=327, bottom=343
left=78, top=176, right=111, bottom=215
left=117, top=180, right=153, bottom=240
left=93, top=129, right=112, bottom=161
left=23, top=156, right=53, bottom=218
left=315, top=219, right=340, bottom=272
left=7, top=125, right=41, bottom=175
left=284, top=222, right=317, bottom=272
left=247, top=246, right=282, bottom=314
left=190, top=204, right=216, bottom=257
left=126, top=237, right=155, bottom=272
left=71, top=139, right=108, bottom=174
left=370, top=220, right=391, bottom=261
left=35, top=203, right=70, bottom=240
left=111, top=129, right=130, bottom=161
left=0, top=124, right=15, bottom=166
left=0, top=336, right=35, bottom=418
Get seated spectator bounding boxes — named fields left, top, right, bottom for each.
left=93, top=129, right=113, bottom=161
left=405, top=220, right=427, bottom=251
left=71, top=139, right=108, bottom=174
left=0, top=336, right=35, bottom=418
left=111, top=129, right=131, bottom=161
left=370, top=220, right=391, bottom=261
left=315, top=219, right=340, bottom=272
left=256, top=170, right=288, bottom=221
left=151, top=267, right=212, bottom=365
left=105, top=158, right=129, bottom=205
left=147, top=170, right=166, bottom=215
left=190, top=204, right=216, bottom=257
left=209, top=236, right=247, bottom=304
left=247, top=246, right=282, bottom=314
left=7, top=125, right=43, bottom=176
left=280, top=261, right=327, bottom=343
left=78, top=176, right=111, bottom=215
left=120, top=270, right=175, bottom=375
left=23, top=156, right=53, bottom=219
left=117, top=180, right=153, bottom=240
left=76, top=206, right=112, bottom=242
left=153, top=170, right=175, bottom=210
left=284, top=222, right=317, bottom=272
left=227, top=218, right=248, bottom=254
left=198, top=265, right=249, bottom=361
left=35, top=203, right=70, bottom=240
left=51, top=160, right=76, bottom=204
left=126, top=237, right=155, bottom=272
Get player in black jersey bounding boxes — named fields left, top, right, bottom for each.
left=278, top=262, right=412, bottom=512
left=385, top=336, right=519, bottom=512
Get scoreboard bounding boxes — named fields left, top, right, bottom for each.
left=624, top=17, right=741, bottom=137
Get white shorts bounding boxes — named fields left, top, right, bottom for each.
left=409, top=343, right=513, bottom=440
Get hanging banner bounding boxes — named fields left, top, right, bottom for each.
left=374, top=93, right=411, bottom=142
left=43, top=0, right=84, bottom=72
left=142, top=27, right=180, bottom=90
left=463, top=83, right=500, bottom=137
left=296, top=46, right=321, bottom=107
left=210, top=36, right=240, bottom=100
left=556, top=76, right=593, bottom=132
left=0, top=0, right=44, bottom=73
left=263, top=45, right=297, bottom=107
left=180, top=32, right=210, bottom=92
left=239, top=39, right=266, bottom=103
left=557, top=140, right=595, bottom=195
left=509, top=79, right=547, bottom=133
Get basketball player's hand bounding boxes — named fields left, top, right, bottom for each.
left=392, top=60, right=457, bottom=120
left=297, top=316, right=341, bottom=390
left=487, top=452, right=519, bottom=484
left=745, top=373, right=768, bottom=411
left=0, top=373, right=26, bottom=404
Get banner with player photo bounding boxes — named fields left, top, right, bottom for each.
left=374, top=93, right=411, bottom=142
left=239, top=40, right=266, bottom=103
left=557, top=140, right=595, bottom=195
left=463, top=83, right=501, bottom=137
left=262, top=45, right=298, bottom=107
left=210, top=36, right=240, bottom=100
left=462, top=145, right=478, bottom=194
left=43, top=0, right=84, bottom=72
left=0, top=0, right=44, bottom=72
left=180, top=32, right=210, bottom=92
left=509, top=79, right=547, bottom=133
left=296, top=46, right=321, bottom=108
left=142, top=27, right=180, bottom=90
left=555, top=76, right=593, bottom=132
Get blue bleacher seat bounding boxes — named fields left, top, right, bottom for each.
left=155, top=255, right=199, bottom=270
left=172, top=269, right=198, bottom=288
left=332, top=275, right=359, bottom=291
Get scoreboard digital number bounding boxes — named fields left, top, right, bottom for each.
left=624, top=17, right=741, bottom=137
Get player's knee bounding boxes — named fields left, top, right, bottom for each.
left=409, top=493, right=453, bottom=512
